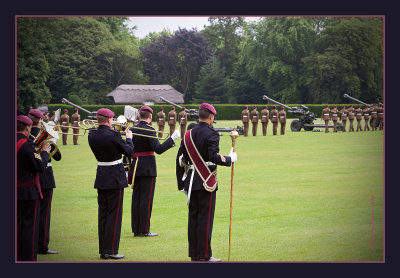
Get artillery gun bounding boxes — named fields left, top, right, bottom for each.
left=159, top=97, right=244, bottom=135
left=343, top=94, right=382, bottom=129
left=262, top=95, right=343, bottom=132
left=61, top=98, right=97, bottom=119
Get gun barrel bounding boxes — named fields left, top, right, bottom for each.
left=159, top=97, right=183, bottom=109
left=343, top=94, right=369, bottom=106
left=262, top=95, right=292, bottom=111
left=61, top=98, right=95, bottom=115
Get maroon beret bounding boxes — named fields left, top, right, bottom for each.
left=342, top=106, right=345, bottom=109
left=264, top=106, right=267, bottom=109
left=17, top=115, right=33, bottom=125
left=97, top=108, right=115, bottom=118
left=64, top=109, right=68, bottom=113
left=199, top=103, right=217, bottom=115
left=74, top=108, right=78, bottom=111
left=325, top=104, right=329, bottom=107
left=334, top=105, right=337, bottom=108
left=253, top=106, right=257, bottom=109
left=140, top=106, right=153, bottom=114
left=273, top=105, right=276, bottom=109
left=160, top=107, right=164, bottom=110
left=182, top=107, right=186, bottom=111
left=244, top=105, right=248, bottom=109
left=171, top=107, right=175, bottom=110
left=281, top=106, right=285, bottom=110
left=28, top=109, right=44, bottom=119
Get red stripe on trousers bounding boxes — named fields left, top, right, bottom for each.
left=147, top=178, right=154, bottom=233
left=43, top=190, right=53, bottom=250
left=205, top=192, right=213, bottom=258
left=112, top=189, right=122, bottom=254
left=32, top=200, right=38, bottom=260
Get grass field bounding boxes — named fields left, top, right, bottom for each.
left=37, top=119, right=384, bottom=262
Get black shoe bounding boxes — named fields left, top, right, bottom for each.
left=198, top=257, right=222, bottom=262
left=134, top=232, right=158, bottom=237
left=191, top=257, right=198, bottom=261
left=38, top=249, right=58, bottom=254
left=100, top=254, right=125, bottom=260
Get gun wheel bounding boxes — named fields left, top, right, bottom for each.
left=290, top=120, right=302, bottom=132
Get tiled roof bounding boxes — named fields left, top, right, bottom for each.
left=107, top=85, right=184, bottom=104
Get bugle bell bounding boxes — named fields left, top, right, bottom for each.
left=31, top=120, right=60, bottom=159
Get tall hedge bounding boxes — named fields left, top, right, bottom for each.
left=47, top=103, right=361, bottom=120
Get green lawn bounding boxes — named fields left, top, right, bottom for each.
left=38, top=119, right=384, bottom=262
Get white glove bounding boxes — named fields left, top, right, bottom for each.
left=180, top=189, right=188, bottom=196
left=171, top=130, right=181, bottom=141
left=229, top=147, right=237, bottom=163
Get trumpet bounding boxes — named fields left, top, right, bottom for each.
left=79, top=117, right=170, bottom=140
left=30, top=120, right=59, bottom=159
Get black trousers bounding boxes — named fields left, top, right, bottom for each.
left=97, top=188, right=124, bottom=255
left=131, top=177, right=156, bottom=234
left=188, top=190, right=216, bottom=260
left=38, top=188, right=53, bottom=253
left=17, top=199, right=40, bottom=261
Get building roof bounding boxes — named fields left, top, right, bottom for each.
left=107, top=85, right=184, bottom=104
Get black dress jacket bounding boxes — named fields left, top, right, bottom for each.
left=17, top=133, right=49, bottom=200
left=128, top=120, right=175, bottom=177
left=88, top=125, right=134, bottom=189
left=176, top=122, right=231, bottom=192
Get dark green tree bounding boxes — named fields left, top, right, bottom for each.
left=17, top=17, right=51, bottom=113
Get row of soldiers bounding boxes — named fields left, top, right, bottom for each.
left=155, top=107, right=188, bottom=139
left=42, top=108, right=81, bottom=145
left=241, top=105, right=286, bottom=136
left=320, top=103, right=384, bottom=133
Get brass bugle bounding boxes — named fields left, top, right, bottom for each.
left=47, top=122, right=87, bottom=136
left=79, top=119, right=170, bottom=140
left=30, top=120, right=60, bottom=159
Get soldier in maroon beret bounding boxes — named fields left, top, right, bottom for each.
left=339, top=106, right=348, bottom=132
left=60, top=109, right=70, bottom=145
left=260, top=105, right=269, bottom=136
left=250, top=106, right=259, bottom=136
left=278, top=106, right=287, bottom=135
left=17, top=115, right=51, bottom=261
left=321, top=105, right=330, bottom=133
left=363, top=105, right=370, bottom=131
left=179, top=107, right=188, bottom=138
left=157, top=107, right=166, bottom=138
left=88, top=108, right=133, bottom=260
left=330, top=105, right=339, bottom=132
left=270, top=105, right=279, bottom=135
left=347, top=104, right=355, bottom=132
left=241, top=105, right=250, bottom=136
left=168, top=106, right=177, bottom=137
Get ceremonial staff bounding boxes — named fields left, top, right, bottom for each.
left=228, top=129, right=239, bottom=262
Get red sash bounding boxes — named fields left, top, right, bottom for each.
left=183, top=129, right=217, bottom=192
left=132, top=151, right=154, bottom=159
left=17, top=138, right=43, bottom=199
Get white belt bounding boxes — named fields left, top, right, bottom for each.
left=243, top=115, right=248, bottom=117
left=187, top=162, right=216, bottom=170
left=170, top=117, right=175, bottom=120
left=47, top=162, right=52, bottom=167
left=324, top=114, right=329, bottom=116
left=97, top=159, right=122, bottom=166
left=158, top=118, right=164, bottom=121
left=378, top=113, right=383, bottom=115
left=280, top=116, right=285, bottom=118
left=332, top=114, right=337, bottom=117
left=181, top=117, right=185, bottom=120
left=253, top=116, right=257, bottom=118
left=73, top=121, right=78, bottom=123
left=272, top=115, right=277, bottom=117
left=342, top=114, right=347, bottom=117
left=371, top=112, right=377, bottom=114
left=357, top=114, right=362, bottom=116
left=262, top=115, right=267, bottom=117
left=62, top=122, right=67, bottom=124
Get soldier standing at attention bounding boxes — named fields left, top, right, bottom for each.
left=60, top=109, right=69, bottom=145
left=347, top=104, right=355, bottom=132
left=241, top=105, right=250, bottom=137
left=260, top=105, right=269, bottom=136
left=278, top=106, right=287, bottom=135
left=17, top=115, right=50, bottom=261
left=43, top=111, right=49, bottom=123
left=156, top=107, right=166, bottom=139
left=330, top=105, right=339, bottom=132
left=339, top=106, right=348, bottom=132
left=71, top=108, right=80, bottom=145
left=270, top=105, right=279, bottom=135
left=250, top=106, right=259, bottom=136
left=128, top=106, right=180, bottom=237
left=363, top=105, right=371, bottom=131
left=321, top=105, right=331, bottom=133
left=179, top=107, right=188, bottom=137
left=355, top=105, right=363, bottom=132
left=370, top=103, right=378, bottom=130
left=176, top=103, right=236, bottom=262
left=168, top=107, right=177, bottom=137
left=88, top=108, right=134, bottom=260
left=377, top=104, right=384, bottom=131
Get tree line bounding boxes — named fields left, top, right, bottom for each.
left=17, top=16, right=383, bottom=113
